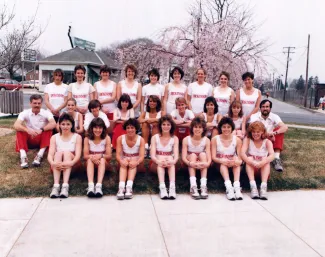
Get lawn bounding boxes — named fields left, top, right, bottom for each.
left=1, top=118, right=325, bottom=198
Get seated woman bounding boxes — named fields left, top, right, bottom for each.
left=227, top=100, right=246, bottom=139
left=241, top=121, right=274, bottom=200
left=150, top=115, right=179, bottom=200
left=83, top=118, right=112, bottom=197
left=47, top=113, right=82, bottom=198
left=63, top=98, right=83, bottom=134
left=201, top=96, right=221, bottom=138
left=138, top=95, right=162, bottom=157
left=171, top=97, right=195, bottom=144
left=182, top=117, right=211, bottom=200
left=211, top=117, right=243, bottom=201
left=112, top=94, right=135, bottom=149
left=116, top=118, right=145, bottom=200
left=83, top=99, right=110, bottom=131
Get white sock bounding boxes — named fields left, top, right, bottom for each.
left=53, top=184, right=60, bottom=188
left=261, top=182, right=267, bottom=188
left=119, top=181, right=125, bottom=188
left=145, top=143, right=149, bottom=150
left=274, top=152, right=280, bottom=159
left=233, top=181, right=240, bottom=188
left=126, top=180, right=133, bottom=188
left=62, top=183, right=69, bottom=187
left=20, top=149, right=27, bottom=158
left=38, top=148, right=46, bottom=157
left=159, top=182, right=166, bottom=188
left=169, top=181, right=175, bottom=188
left=224, top=180, right=232, bottom=188
left=88, top=182, right=94, bottom=187
left=200, top=178, right=207, bottom=187
left=190, top=176, right=197, bottom=187
left=250, top=180, right=257, bottom=188
left=96, top=183, right=102, bottom=187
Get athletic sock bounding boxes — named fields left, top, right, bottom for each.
left=200, top=178, right=207, bottom=187
left=274, top=152, right=280, bottom=159
left=95, top=183, right=102, bottom=187
left=53, top=184, right=60, bottom=188
left=119, top=181, right=125, bottom=188
left=233, top=181, right=240, bottom=188
left=224, top=180, right=232, bottom=188
left=159, top=182, right=166, bottom=188
left=261, top=182, right=267, bottom=188
left=62, top=183, right=69, bottom=187
left=20, top=149, right=27, bottom=158
left=145, top=143, right=149, bottom=150
left=88, top=182, right=94, bottom=187
left=126, top=180, right=133, bottom=188
left=38, top=148, right=46, bottom=157
left=169, top=181, right=176, bottom=188
left=190, top=176, right=197, bottom=187
left=250, top=180, right=257, bottom=188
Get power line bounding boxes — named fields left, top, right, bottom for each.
left=283, top=46, right=295, bottom=101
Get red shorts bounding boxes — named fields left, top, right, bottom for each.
left=268, top=127, right=284, bottom=151
left=175, top=127, right=190, bottom=143
left=112, top=123, right=126, bottom=149
left=15, top=130, right=52, bottom=152
left=106, top=112, right=114, bottom=121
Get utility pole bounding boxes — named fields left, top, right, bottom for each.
left=283, top=46, right=295, bottom=101
left=303, top=34, right=310, bottom=107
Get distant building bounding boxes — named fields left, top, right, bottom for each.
left=36, top=47, right=121, bottom=86
left=26, top=70, right=39, bottom=81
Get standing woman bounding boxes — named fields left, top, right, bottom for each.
left=84, top=118, right=112, bottom=197
left=150, top=115, right=179, bottom=199
left=44, top=68, right=68, bottom=121
left=117, top=64, right=142, bottom=117
left=187, top=68, right=213, bottom=115
left=48, top=113, right=82, bottom=198
left=236, top=72, right=262, bottom=121
left=141, top=68, right=165, bottom=113
left=163, top=66, right=187, bottom=114
left=68, top=65, right=95, bottom=115
left=94, top=65, right=117, bottom=121
left=182, top=117, right=211, bottom=199
left=116, top=119, right=145, bottom=200
left=213, top=71, right=235, bottom=116
left=201, top=96, right=222, bottom=138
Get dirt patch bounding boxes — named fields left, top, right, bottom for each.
left=0, top=128, right=13, bottom=136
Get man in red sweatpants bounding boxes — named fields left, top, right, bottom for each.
left=250, top=99, right=288, bottom=172
left=14, top=94, right=56, bottom=168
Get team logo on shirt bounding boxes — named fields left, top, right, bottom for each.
left=50, top=94, right=65, bottom=98
left=73, top=94, right=87, bottom=98
left=99, top=92, right=112, bottom=96
left=170, top=92, right=184, bottom=96
left=242, top=100, right=255, bottom=104
left=216, top=98, right=228, bottom=103
left=193, top=94, right=207, bottom=98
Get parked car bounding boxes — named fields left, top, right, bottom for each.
left=0, top=79, right=22, bottom=91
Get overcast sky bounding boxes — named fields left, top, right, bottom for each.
left=2, top=0, right=325, bottom=82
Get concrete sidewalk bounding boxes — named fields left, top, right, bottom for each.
left=1, top=190, right=324, bottom=257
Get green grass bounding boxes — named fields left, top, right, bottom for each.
left=1, top=124, right=325, bottom=198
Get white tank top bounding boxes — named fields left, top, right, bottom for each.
left=233, top=117, right=243, bottom=130
left=96, top=81, right=115, bottom=113
left=115, top=109, right=133, bottom=120
left=213, top=86, right=232, bottom=115
left=215, top=135, right=237, bottom=159
left=240, top=88, right=258, bottom=117
left=247, top=139, right=268, bottom=161
left=167, top=83, right=187, bottom=104
left=55, top=133, right=77, bottom=152
left=89, top=139, right=106, bottom=154
left=187, top=136, right=207, bottom=154
left=154, top=134, right=174, bottom=156
left=122, top=135, right=141, bottom=157
left=202, top=113, right=218, bottom=136
left=145, top=111, right=161, bottom=119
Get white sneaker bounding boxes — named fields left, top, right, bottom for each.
left=169, top=186, right=176, bottom=200
left=200, top=185, right=209, bottom=199
left=116, top=187, right=125, bottom=200
left=260, top=185, right=268, bottom=200
left=20, top=157, right=28, bottom=169
left=32, top=154, right=42, bottom=167
left=159, top=186, right=168, bottom=199
left=234, top=186, right=243, bottom=200
left=124, top=186, right=133, bottom=199
left=50, top=186, right=60, bottom=198
left=190, top=186, right=200, bottom=200
left=87, top=184, right=95, bottom=197
left=95, top=184, right=103, bottom=197
left=60, top=184, right=69, bottom=198
left=250, top=185, right=259, bottom=199
left=226, top=186, right=236, bottom=200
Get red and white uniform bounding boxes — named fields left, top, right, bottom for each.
left=142, top=83, right=164, bottom=104
left=188, top=82, right=213, bottom=114
left=120, top=80, right=140, bottom=116
left=202, top=113, right=218, bottom=137
left=233, top=117, right=244, bottom=130
left=215, top=135, right=237, bottom=159
left=89, top=139, right=106, bottom=154
left=154, top=134, right=174, bottom=156
left=247, top=139, right=268, bottom=161
left=68, top=82, right=95, bottom=109
left=121, top=135, right=141, bottom=158
left=187, top=136, right=207, bottom=156
left=83, top=110, right=110, bottom=130
left=213, top=86, right=233, bottom=115
left=44, top=83, right=68, bottom=113
left=95, top=81, right=116, bottom=113
left=239, top=88, right=258, bottom=117
left=55, top=133, right=78, bottom=153
left=18, top=109, right=54, bottom=130
left=166, top=83, right=187, bottom=114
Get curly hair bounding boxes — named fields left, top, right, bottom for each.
left=158, top=115, right=176, bottom=136
left=217, top=117, right=235, bottom=134
left=123, top=118, right=140, bottom=132
left=203, top=96, right=218, bottom=114
left=247, top=121, right=267, bottom=140
left=146, top=95, right=162, bottom=112
left=190, top=117, right=207, bottom=137
left=124, top=64, right=138, bottom=78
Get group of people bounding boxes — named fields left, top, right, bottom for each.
left=13, top=64, right=288, bottom=201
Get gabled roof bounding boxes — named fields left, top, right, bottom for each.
left=37, top=47, right=121, bottom=69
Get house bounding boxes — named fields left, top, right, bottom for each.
left=26, top=70, right=39, bottom=81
